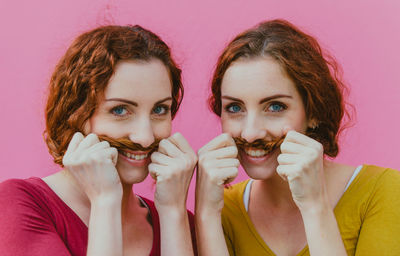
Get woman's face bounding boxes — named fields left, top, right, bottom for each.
left=87, top=59, right=172, bottom=184
left=220, top=56, right=311, bottom=180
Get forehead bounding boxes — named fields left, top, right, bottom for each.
left=103, top=59, right=172, bottom=102
left=221, top=57, right=298, bottom=99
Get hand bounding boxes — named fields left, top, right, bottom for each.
left=62, top=132, right=122, bottom=203
left=196, top=133, right=239, bottom=214
left=149, top=133, right=197, bottom=211
left=277, top=130, right=328, bottom=211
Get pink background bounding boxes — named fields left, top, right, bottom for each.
left=1, top=0, right=399, bottom=211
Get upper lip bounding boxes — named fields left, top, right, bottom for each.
left=243, top=147, right=266, bottom=151
left=120, top=150, right=150, bottom=155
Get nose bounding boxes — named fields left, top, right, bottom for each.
left=240, top=112, right=267, bottom=143
left=128, top=116, right=155, bottom=148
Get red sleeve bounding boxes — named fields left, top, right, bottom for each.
left=0, top=179, right=72, bottom=256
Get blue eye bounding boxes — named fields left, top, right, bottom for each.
left=267, top=103, right=285, bottom=112
left=111, top=106, right=128, bottom=116
left=153, top=105, right=169, bottom=115
left=227, top=104, right=242, bottom=113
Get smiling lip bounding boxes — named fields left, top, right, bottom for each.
left=118, top=150, right=151, bottom=167
left=239, top=147, right=272, bottom=165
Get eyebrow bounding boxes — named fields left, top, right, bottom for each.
left=105, top=97, right=173, bottom=106
left=221, top=94, right=292, bottom=104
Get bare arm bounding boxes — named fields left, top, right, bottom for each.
left=301, top=204, right=347, bottom=256
left=149, top=133, right=198, bottom=255
left=158, top=207, right=194, bottom=255
left=196, top=208, right=230, bottom=256
left=277, top=130, right=346, bottom=256
left=195, top=134, right=239, bottom=256
left=87, top=197, right=123, bottom=256
left=63, top=133, right=124, bottom=256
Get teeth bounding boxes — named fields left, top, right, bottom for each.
left=121, top=151, right=148, bottom=160
left=244, top=149, right=267, bottom=157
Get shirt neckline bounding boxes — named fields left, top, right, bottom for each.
left=238, top=164, right=366, bottom=256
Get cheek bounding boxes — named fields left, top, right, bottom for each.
left=153, top=120, right=172, bottom=139
left=221, top=115, right=241, bottom=136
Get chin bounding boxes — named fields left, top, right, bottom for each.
left=239, top=149, right=280, bottom=180
left=116, top=161, right=149, bottom=185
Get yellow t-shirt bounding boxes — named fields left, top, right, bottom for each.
left=221, top=165, right=400, bottom=256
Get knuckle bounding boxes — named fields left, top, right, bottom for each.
left=159, top=139, right=168, bottom=148
left=299, top=161, right=308, bottom=171
left=286, top=130, right=295, bottom=138
left=228, top=146, right=238, bottom=156
left=315, top=142, right=324, bottom=153
left=280, top=142, right=287, bottom=151
left=172, top=132, right=182, bottom=139
left=221, top=133, right=230, bottom=140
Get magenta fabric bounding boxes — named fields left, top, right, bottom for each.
left=0, top=177, right=196, bottom=256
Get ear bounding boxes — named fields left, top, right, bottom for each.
left=307, top=119, right=319, bottom=130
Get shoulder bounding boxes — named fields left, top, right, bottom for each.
left=0, top=177, right=46, bottom=204
left=223, top=179, right=250, bottom=202
left=362, top=165, right=400, bottom=196
left=357, top=165, right=400, bottom=190
left=0, top=178, right=57, bottom=234
left=222, top=179, right=250, bottom=221
left=351, top=165, right=400, bottom=215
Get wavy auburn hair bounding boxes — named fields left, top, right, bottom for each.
left=45, top=25, right=183, bottom=165
left=210, top=19, right=350, bottom=157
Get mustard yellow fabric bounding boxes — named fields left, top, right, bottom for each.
left=221, top=165, right=400, bottom=256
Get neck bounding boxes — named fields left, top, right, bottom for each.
left=254, top=172, right=297, bottom=210
left=121, top=183, right=144, bottom=222
left=61, top=169, right=144, bottom=222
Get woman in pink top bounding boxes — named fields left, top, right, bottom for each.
left=0, top=25, right=196, bottom=256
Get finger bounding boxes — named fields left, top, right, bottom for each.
left=280, top=141, right=306, bottom=154
left=109, top=147, right=118, bottom=166
left=203, top=145, right=238, bottom=160
left=284, top=130, right=315, bottom=146
left=277, top=153, right=303, bottom=165
left=76, top=133, right=100, bottom=153
left=276, top=165, right=288, bottom=181
left=65, top=132, right=84, bottom=155
left=276, top=165, right=301, bottom=182
left=148, top=163, right=167, bottom=181
left=91, top=147, right=118, bottom=165
left=198, top=133, right=235, bottom=155
left=216, top=167, right=238, bottom=185
left=168, top=132, right=194, bottom=154
left=158, top=138, right=182, bottom=157
left=214, top=158, right=240, bottom=168
left=86, top=141, right=111, bottom=153
left=150, top=151, right=173, bottom=166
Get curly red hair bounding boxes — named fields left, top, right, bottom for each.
left=44, top=25, right=183, bottom=165
left=209, top=19, right=350, bottom=157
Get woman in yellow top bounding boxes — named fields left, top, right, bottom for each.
left=195, top=19, right=400, bottom=256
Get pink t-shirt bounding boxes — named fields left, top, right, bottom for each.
left=0, top=177, right=196, bottom=256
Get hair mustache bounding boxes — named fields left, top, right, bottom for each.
left=97, top=135, right=161, bottom=153
left=233, top=135, right=285, bottom=154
